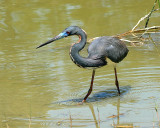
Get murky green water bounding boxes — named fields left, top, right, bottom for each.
left=0, top=0, right=160, bottom=127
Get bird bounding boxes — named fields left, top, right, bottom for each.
left=37, top=26, right=129, bottom=103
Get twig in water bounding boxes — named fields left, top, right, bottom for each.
left=149, top=34, right=160, bottom=56
left=28, top=101, right=32, bottom=128
left=6, top=123, right=9, bottom=128
left=97, top=107, right=101, bottom=128
left=145, top=0, right=159, bottom=28
left=118, top=26, right=160, bottom=39
left=133, top=26, right=160, bottom=33
left=120, top=39, right=144, bottom=47
left=28, top=115, right=32, bottom=128
left=154, top=102, right=160, bottom=126
left=69, top=113, right=72, bottom=128
left=132, top=8, right=159, bottom=31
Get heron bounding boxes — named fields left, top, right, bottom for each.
left=37, top=26, right=129, bottom=103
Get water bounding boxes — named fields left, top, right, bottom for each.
left=0, top=0, right=160, bottom=127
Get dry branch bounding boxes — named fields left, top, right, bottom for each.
left=132, top=26, right=160, bottom=33
left=118, top=0, right=160, bottom=39
left=118, top=26, right=160, bottom=38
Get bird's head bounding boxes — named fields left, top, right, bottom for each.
left=36, top=26, right=81, bottom=49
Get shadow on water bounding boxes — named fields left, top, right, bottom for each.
left=53, top=85, right=131, bottom=105
left=48, top=88, right=133, bottom=127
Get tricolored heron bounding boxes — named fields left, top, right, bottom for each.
left=37, top=26, right=129, bottom=103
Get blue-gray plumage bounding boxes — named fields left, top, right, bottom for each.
left=37, top=26, right=129, bottom=103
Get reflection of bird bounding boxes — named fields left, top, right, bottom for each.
left=37, top=26, right=129, bottom=103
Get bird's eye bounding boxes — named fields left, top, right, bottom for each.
left=66, top=31, right=70, bottom=34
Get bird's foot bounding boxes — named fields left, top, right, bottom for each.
left=82, top=99, right=86, bottom=103
left=77, top=99, right=86, bottom=105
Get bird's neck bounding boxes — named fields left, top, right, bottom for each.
left=70, top=28, right=87, bottom=53
left=69, top=30, right=107, bottom=68
left=69, top=29, right=87, bottom=68
left=73, top=29, right=87, bottom=51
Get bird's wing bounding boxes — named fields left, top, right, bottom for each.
left=88, top=36, right=128, bottom=63
left=87, top=37, right=105, bottom=60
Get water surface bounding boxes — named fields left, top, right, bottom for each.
left=0, top=0, right=160, bottom=127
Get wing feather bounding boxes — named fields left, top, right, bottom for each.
left=88, top=36, right=129, bottom=63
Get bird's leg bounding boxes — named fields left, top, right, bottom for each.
left=114, top=66, right=121, bottom=95
left=82, top=69, right=95, bottom=103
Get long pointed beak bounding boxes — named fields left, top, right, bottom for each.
left=36, top=32, right=68, bottom=49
